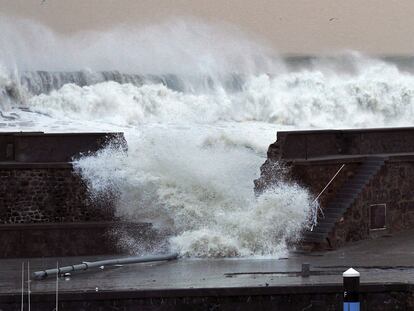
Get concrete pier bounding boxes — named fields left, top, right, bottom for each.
left=2, top=230, right=414, bottom=310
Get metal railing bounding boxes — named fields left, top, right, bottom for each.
left=310, top=164, right=346, bottom=230
left=313, top=164, right=346, bottom=204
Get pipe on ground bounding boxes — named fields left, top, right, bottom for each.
left=33, top=252, right=179, bottom=280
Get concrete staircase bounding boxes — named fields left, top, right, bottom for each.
left=302, top=156, right=387, bottom=246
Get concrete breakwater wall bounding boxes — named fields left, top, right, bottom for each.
left=0, top=164, right=113, bottom=224
left=0, top=132, right=128, bottom=257
left=0, top=132, right=124, bottom=162
left=255, top=127, right=414, bottom=249
left=1, top=283, right=412, bottom=310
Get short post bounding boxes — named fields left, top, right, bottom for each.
left=301, top=263, right=310, bottom=277
left=343, top=268, right=360, bottom=311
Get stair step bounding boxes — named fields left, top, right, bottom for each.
left=339, top=188, right=359, bottom=192
left=303, top=232, right=327, bottom=240
left=352, top=174, right=372, bottom=180
left=340, top=187, right=362, bottom=193
left=324, top=211, right=346, bottom=217
left=361, top=162, right=383, bottom=166
left=302, top=237, right=326, bottom=243
left=331, top=199, right=354, bottom=205
left=365, top=158, right=386, bottom=163
left=314, top=222, right=335, bottom=228
left=312, top=227, right=332, bottom=233
left=348, top=179, right=369, bottom=186
left=361, top=167, right=382, bottom=172
left=324, top=212, right=344, bottom=219
left=357, top=168, right=380, bottom=174
left=325, top=207, right=347, bottom=212
left=344, top=179, right=368, bottom=185
left=344, top=178, right=367, bottom=184
left=342, top=184, right=365, bottom=190
left=355, top=171, right=377, bottom=177
left=341, top=183, right=364, bottom=188
left=354, top=172, right=376, bottom=178
left=302, top=237, right=325, bottom=243
left=365, top=161, right=386, bottom=165
left=322, top=215, right=342, bottom=222
left=303, top=158, right=386, bottom=246
left=358, top=165, right=382, bottom=171
left=312, top=221, right=335, bottom=228
left=326, top=203, right=348, bottom=209
left=335, top=193, right=357, bottom=200
left=337, top=190, right=360, bottom=196
left=355, top=169, right=379, bottom=176
left=323, top=215, right=343, bottom=222
left=338, top=188, right=361, bottom=193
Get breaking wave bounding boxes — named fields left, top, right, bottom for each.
left=2, top=16, right=414, bottom=257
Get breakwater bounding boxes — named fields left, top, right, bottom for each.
left=256, top=127, right=414, bottom=249
left=0, top=132, right=133, bottom=257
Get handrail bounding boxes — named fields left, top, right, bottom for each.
left=313, top=164, right=346, bottom=204
left=310, top=164, right=345, bottom=231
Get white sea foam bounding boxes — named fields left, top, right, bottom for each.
left=22, top=61, right=414, bottom=129
left=2, top=16, right=414, bottom=257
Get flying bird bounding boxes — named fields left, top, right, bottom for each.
left=329, top=17, right=338, bottom=22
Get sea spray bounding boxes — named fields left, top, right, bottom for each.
left=74, top=126, right=315, bottom=257
left=170, top=183, right=314, bottom=257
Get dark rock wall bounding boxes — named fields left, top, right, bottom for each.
left=0, top=132, right=127, bottom=257
left=0, top=222, right=151, bottom=257
left=0, top=165, right=114, bottom=224
left=329, top=160, right=414, bottom=248
left=290, top=162, right=360, bottom=209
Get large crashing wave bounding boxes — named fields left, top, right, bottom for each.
left=73, top=132, right=313, bottom=257
left=1, top=16, right=414, bottom=257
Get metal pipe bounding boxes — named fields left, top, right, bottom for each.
left=33, top=253, right=179, bottom=280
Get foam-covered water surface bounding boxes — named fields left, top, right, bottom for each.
left=2, top=16, right=414, bottom=257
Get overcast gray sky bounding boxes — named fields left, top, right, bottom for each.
left=1, top=0, right=414, bottom=55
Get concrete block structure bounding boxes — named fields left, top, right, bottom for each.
left=0, top=132, right=133, bottom=257
left=255, top=127, right=414, bottom=250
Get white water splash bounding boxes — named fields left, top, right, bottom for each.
left=21, top=60, right=414, bottom=129
left=73, top=125, right=313, bottom=257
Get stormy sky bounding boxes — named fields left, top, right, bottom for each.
left=1, top=0, right=414, bottom=55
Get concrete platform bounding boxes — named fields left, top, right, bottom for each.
left=2, top=230, right=414, bottom=310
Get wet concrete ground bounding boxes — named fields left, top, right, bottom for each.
left=1, top=230, right=414, bottom=296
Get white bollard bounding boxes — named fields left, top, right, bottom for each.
left=343, top=268, right=360, bottom=311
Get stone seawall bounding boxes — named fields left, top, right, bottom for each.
left=0, top=132, right=127, bottom=257
left=0, top=132, right=125, bottom=162
left=256, top=127, right=414, bottom=249
left=0, top=222, right=151, bottom=257
left=0, top=163, right=113, bottom=224
left=288, top=157, right=414, bottom=248
left=1, top=283, right=412, bottom=310
left=272, top=127, right=414, bottom=160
